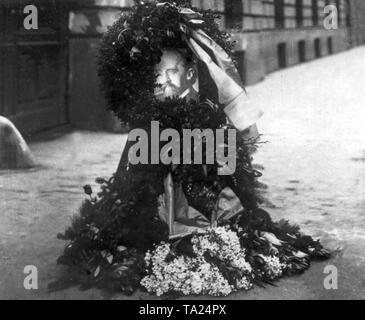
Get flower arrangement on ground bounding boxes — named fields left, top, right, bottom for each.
left=51, top=0, right=331, bottom=297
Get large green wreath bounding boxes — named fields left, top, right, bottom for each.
left=97, top=0, right=235, bottom=129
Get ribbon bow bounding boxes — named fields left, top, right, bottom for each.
left=170, top=4, right=264, bottom=131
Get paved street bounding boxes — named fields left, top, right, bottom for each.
left=1, top=46, right=365, bottom=300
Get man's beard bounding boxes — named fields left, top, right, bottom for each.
left=155, top=84, right=181, bottom=100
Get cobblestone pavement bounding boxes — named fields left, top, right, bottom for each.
left=1, top=47, right=365, bottom=300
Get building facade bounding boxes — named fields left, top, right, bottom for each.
left=0, top=0, right=364, bottom=134
left=348, top=0, right=365, bottom=46
left=192, top=0, right=351, bottom=84
left=0, top=0, right=69, bottom=134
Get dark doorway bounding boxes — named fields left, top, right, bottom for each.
left=298, top=40, right=306, bottom=62
left=277, top=43, right=287, bottom=69
left=327, top=37, right=333, bottom=54
left=314, top=38, right=321, bottom=58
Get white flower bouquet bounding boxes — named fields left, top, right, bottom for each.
left=141, top=226, right=287, bottom=297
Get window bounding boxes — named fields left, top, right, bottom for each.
left=274, top=0, right=285, bottom=29
left=312, top=0, right=319, bottom=26
left=225, top=0, right=243, bottom=29
left=345, top=0, right=351, bottom=27
left=336, top=0, right=341, bottom=25
left=296, top=0, right=303, bottom=27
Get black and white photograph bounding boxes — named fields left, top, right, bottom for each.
left=0, top=0, right=365, bottom=303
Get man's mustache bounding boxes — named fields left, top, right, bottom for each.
left=155, top=84, right=179, bottom=95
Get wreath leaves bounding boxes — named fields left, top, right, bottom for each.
left=97, top=0, right=235, bottom=128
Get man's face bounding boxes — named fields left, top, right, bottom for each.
left=154, top=50, right=195, bottom=100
